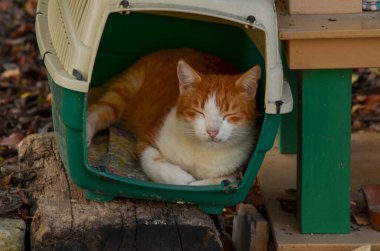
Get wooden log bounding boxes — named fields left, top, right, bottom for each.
left=18, top=133, right=223, bottom=251
left=232, top=204, right=269, bottom=251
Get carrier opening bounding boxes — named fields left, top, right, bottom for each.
left=86, top=12, right=266, bottom=185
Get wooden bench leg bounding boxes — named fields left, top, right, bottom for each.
left=298, top=69, right=351, bottom=234
left=278, top=63, right=299, bottom=154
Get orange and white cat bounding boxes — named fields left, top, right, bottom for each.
left=86, top=48, right=260, bottom=186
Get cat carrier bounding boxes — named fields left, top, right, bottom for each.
left=36, top=0, right=292, bottom=214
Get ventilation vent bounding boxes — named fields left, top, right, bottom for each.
left=47, top=0, right=73, bottom=72
left=67, top=0, right=89, bottom=36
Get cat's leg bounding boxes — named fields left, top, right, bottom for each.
left=189, top=175, right=237, bottom=186
left=86, top=64, right=145, bottom=145
left=86, top=104, right=121, bottom=146
left=86, top=84, right=138, bottom=145
left=141, top=147, right=195, bottom=185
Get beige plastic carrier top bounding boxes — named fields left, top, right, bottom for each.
left=36, top=0, right=292, bottom=114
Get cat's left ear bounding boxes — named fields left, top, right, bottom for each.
left=177, top=60, right=201, bottom=94
left=236, top=65, right=261, bottom=97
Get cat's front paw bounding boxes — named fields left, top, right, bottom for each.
left=189, top=179, right=219, bottom=186
left=141, top=147, right=196, bottom=185
left=189, top=176, right=237, bottom=186
left=160, top=163, right=196, bottom=185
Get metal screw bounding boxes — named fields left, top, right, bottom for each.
left=72, top=69, right=84, bottom=81
left=275, top=100, right=284, bottom=114
left=120, top=0, right=129, bottom=8
left=246, top=15, right=256, bottom=23
left=98, top=165, right=107, bottom=172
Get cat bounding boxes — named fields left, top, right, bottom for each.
left=86, top=48, right=261, bottom=186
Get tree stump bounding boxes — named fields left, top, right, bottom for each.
left=19, top=133, right=223, bottom=251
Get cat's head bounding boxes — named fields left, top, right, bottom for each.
left=176, top=60, right=260, bottom=144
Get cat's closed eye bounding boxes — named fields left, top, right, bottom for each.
left=224, top=113, right=246, bottom=124
left=185, top=107, right=205, bottom=118
left=223, top=113, right=238, bottom=120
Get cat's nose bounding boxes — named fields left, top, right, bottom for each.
left=207, top=129, right=218, bottom=138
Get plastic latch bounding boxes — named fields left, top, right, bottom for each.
left=275, top=100, right=284, bottom=114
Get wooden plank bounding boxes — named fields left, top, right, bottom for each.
left=276, top=0, right=380, bottom=69
left=298, top=69, right=351, bottom=234
left=259, top=133, right=380, bottom=251
left=18, top=133, right=223, bottom=251
left=283, top=38, right=380, bottom=69
left=285, top=0, right=362, bottom=15
left=276, top=0, right=380, bottom=40
left=232, top=204, right=269, bottom=251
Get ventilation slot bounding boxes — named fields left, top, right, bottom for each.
left=67, top=0, right=89, bottom=35
left=47, top=0, right=73, bottom=72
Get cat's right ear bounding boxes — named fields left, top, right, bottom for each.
left=235, top=65, right=261, bottom=98
left=177, top=60, right=201, bottom=94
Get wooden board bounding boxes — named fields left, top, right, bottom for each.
left=258, top=133, right=380, bottom=251
left=18, top=133, right=223, bottom=251
left=278, top=13, right=380, bottom=40
left=276, top=1, right=380, bottom=40
left=283, top=38, right=380, bottom=69
left=285, top=0, right=362, bottom=15
left=276, top=0, right=380, bottom=69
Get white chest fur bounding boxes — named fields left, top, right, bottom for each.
left=156, top=108, right=254, bottom=179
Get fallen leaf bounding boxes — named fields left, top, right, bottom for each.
left=352, top=104, right=366, bottom=114
left=1, top=68, right=20, bottom=79
left=352, top=73, right=359, bottom=83
left=21, top=92, right=32, bottom=99
left=369, top=68, right=380, bottom=75
left=0, top=132, right=25, bottom=149
left=24, top=0, right=37, bottom=16
left=366, top=95, right=380, bottom=107
left=1, top=173, right=13, bottom=186
left=353, top=213, right=370, bottom=226
left=10, top=23, right=33, bottom=39
left=46, top=93, right=52, bottom=104
left=355, top=95, right=367, bottom=102
left=16, top=187, right=31, bottom=206
left=0, top=1, right=12, bottom=12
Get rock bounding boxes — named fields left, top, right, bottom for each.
left=0, top=218, right=26, bottom=251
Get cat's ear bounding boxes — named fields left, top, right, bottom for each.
left=236, top=65, right=261, bottom=97
left=177, top=60, right=201, bottom=94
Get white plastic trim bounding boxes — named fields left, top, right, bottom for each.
left=265, top=81, right=293, bottom=114
left=44, top=54, right=89, bottom=93
left=281, top=81, right=293, bottom=114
